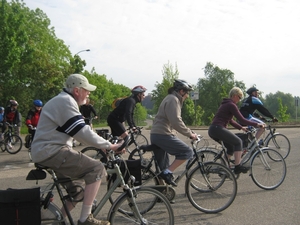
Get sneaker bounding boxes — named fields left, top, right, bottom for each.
left=234, top=164, right=249, bottom=174
left=159, top=172, right=177, bottom=187
left=78, top=214, right=110, bottom=225
left=7, top=142, right=12, bottom=149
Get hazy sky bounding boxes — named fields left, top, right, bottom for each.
left=25, top=0, right=300, bottom=98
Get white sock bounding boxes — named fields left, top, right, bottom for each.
left=79, top=204, right=92, bottom=222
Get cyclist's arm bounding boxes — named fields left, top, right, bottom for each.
left=124, top=99, right=136, bottom=128
left=255, top=104, right=274, bottom=119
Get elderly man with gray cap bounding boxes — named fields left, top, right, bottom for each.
left=31, top=74, right=123, bottom=225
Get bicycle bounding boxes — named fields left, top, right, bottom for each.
left=259, top=119, right=291, bottom=159
left=204, top=126, right=287, bottom=190
left=0, top=122, right=22, bottom=154
left=82, top=126, right=148, bottom=161
left=26, top=140, right=174, bottom=225
left=125, top=135, right=238, bottom=213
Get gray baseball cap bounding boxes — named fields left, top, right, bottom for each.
left=65, top=74, right=96, bottom=91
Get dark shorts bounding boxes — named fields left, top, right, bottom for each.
left=107, top=115, right=125, bottom=136
left=208, top=125, right=243, bottom=155
left=150, top=134, right=193, bottom=171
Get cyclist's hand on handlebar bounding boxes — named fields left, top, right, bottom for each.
left=110, top=143, right=126, bottom=154
left=190, top=133, right=198, bottom=141
left=241, top=127, right=248, bottom=132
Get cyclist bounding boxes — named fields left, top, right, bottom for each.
left=150, top=79, right=198, bottom=187
left=3, top=100, right=21, bottom=136
left=80, top=97, right=98, bottom=128
left=208, top=87, right=265, bottom=174
left=239, top=87, right=278, bottom=139
left=0, top=107, right=4, bottom=140
left=31, top=74, right=124, bottom=225
left=107, top=85, right=147, bottom=140
left=25, top=100, right=43, bottom=145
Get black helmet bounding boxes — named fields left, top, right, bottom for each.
left=246, top=87, right=259, bottom=95
left=173, top=79, right=193, bottom=91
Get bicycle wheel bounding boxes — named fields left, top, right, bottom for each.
left=186, top=148, right=226, bottom=176
left=107, top=167, right=159, bottom=204
left=108, top=187, right=174, bottom=225
left=41, top=202, right=66, bottom=225
left=5, top=134, right=22, bottom=154
left=186, top=162, right=237, bottom=213
left=127, top=134, right=149, bottom=152
left=250, top=148, right=286, bottom=190
left=128, top=148, right=154, bottom=168
left=81, top=147, right=108, bottom=164
left=265, top=133, right=291, bottom=159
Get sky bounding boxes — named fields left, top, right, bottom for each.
left=24, top=0, right=300, bottom=98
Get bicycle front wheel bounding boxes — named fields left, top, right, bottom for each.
left=108, top=187, right=174, bottom=225
left=41, top=202, right=66, bottom=225
left=250, top=148, right=286, bottom=190
left=6, top=134, right=22, bottom=154
left=265, top=133, right=291, bottom=159
left=81, top=147, right=108, bottom=164
left=186, top=162, right=237, bottom=213
left=127, top=134, right=149, bottom=152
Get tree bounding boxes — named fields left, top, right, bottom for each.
left=276, top=98, right=290, bottom=122
left=0, top=0, right=73, bottom=113
left=197, top=62, right=246, bottom=125
left=151, top=61, right=179, bottom=112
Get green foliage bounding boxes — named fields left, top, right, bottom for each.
left=151, top=61, right=179, bottom=112
left=276, top=98, right=290, bottom=122
left=134, top=103, right=148, bottom=126
left=197, top=62, right=246, bottom=125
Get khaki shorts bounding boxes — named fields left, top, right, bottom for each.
left=39, top=146, right=106, bottom=185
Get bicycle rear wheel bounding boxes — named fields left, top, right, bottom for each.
left=250, top=148, right=286, bottom=190
left=265, top=133, right=290, bottom=159
left=108, top=187, right=174, bottom=225
left=6, top=134, right=22, bottom=154
left=186, top=162, right=237, bottom=213
left=81, top=147, right=108, bottom=164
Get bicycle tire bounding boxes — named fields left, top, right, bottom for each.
left=41, top=202, right=66, bottom=225
left=128, top=148, right=154, bottom=168
left=250, top=148, right=286, bottom=190
left=5, top=134, right=22, bottom=154
left=107, top=166, right=159, bottom=204
left=265, top=133, right=291, bottom=159
left=81, top=147, right=108, bottom=164
left=108, top=187, right=174, bottom=225
left=126, top=133, right=149, bottom=152
left=185, top=162, right=237, bottom=213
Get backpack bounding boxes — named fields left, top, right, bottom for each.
left=111, top=96, right=127, bottom=109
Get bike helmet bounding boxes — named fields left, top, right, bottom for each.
left=131, top=85, right=147, bottom=95
left=10, top=100, right=18, bottom=106
left=173, top=79, right=193, bottom=91
left=0, top=107, right=4, bottom=111
left=246, top=87, right=259, bottom=95
left=33, top=99, right=43, bottom=107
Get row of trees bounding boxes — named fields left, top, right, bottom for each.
left=1, top=0, right=296, bottom=127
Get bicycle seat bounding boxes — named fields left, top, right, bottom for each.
left=139, top=144, right=161, bottom=151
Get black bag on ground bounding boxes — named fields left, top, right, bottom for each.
left=0, top=187, right=41, bottom=225
left=111, top=159, right=142, bottom=186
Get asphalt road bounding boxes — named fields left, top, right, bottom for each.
left=0, top=127, right=299, bottom=225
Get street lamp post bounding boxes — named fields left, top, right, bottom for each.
left=295, top=96, right=299, bottom=122
left=75, top=49, right=90, bottom=55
